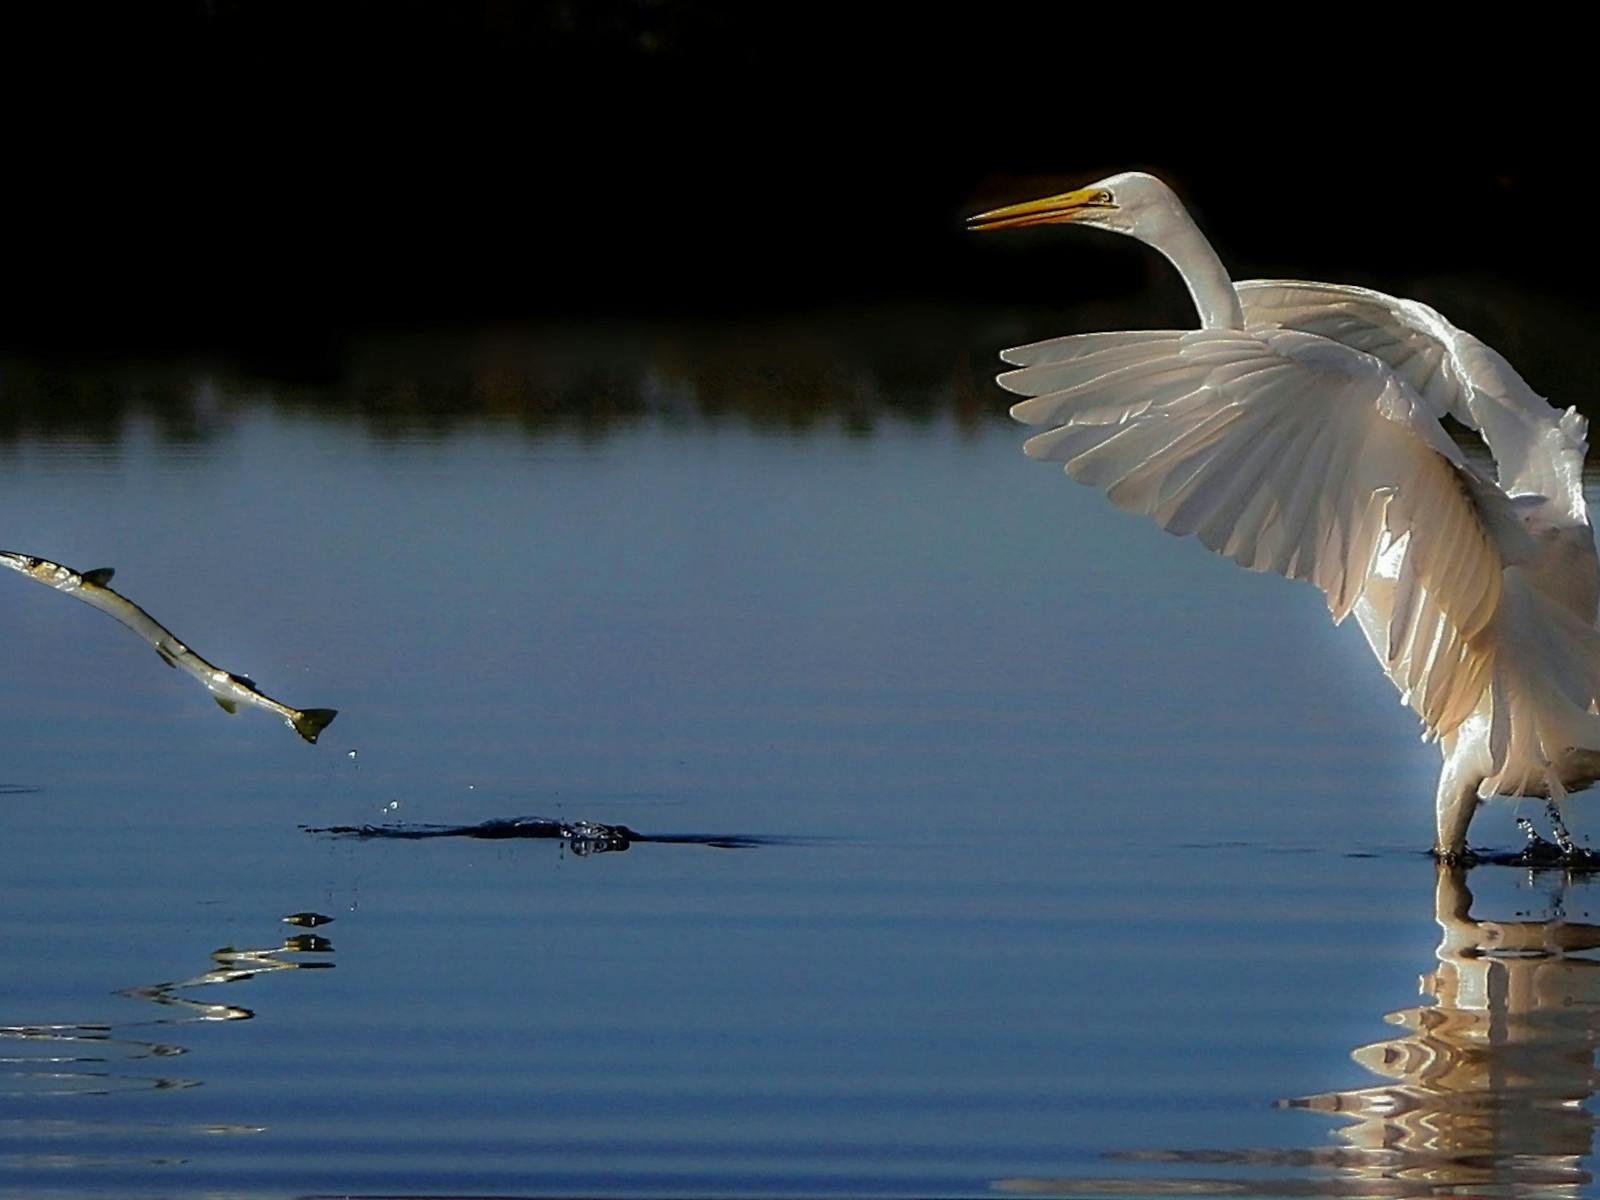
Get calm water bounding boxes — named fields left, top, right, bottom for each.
left=3, top=310, right=1600, bottom=1199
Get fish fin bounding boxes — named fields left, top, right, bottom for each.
left=213, top=696, right=240, bottom=715
left=81, top=568, right=115, bottom=586
left=231, top=674, right=258, bottom=690
left=291, top=708, right=338, bottom=745
left=154, top=645, right=178, bottom=669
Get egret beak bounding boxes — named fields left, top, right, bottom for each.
left=967, top=187, right=1116, bottom=233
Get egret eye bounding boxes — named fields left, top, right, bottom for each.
left=1095, top=191, right=1114, bottom=205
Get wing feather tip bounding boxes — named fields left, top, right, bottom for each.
left=996, top=369, right=1034, bottom=397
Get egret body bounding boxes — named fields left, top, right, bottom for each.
left=972, top=173, right=1600, bottom=859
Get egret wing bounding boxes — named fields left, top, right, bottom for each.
left=1236, top=281, right=1465, bottom=421
left=1238, top=280, right=1588, bottom=516
left=1003, top=326, right=1508, bottom=738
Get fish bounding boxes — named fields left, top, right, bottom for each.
left=0, top=551, right=337, bottom=744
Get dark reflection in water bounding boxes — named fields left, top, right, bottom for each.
left=5, top=291, right=1598, bottom=450
left=0, top=309, right=1010, bottom=447
left=306, top=814, right=769, bottom=854
left=1, top=918, right=332, bottom=1101
left=997, top=865, right=1600, bottom=1199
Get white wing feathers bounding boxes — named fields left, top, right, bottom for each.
left=1238, top=280, right=1590, bottom=523
left=1486, top=569, right=1600, bottom=796
left=1235, top=282, right=1469, bottom=424
left=1002, top=326, right=1506, bottom=740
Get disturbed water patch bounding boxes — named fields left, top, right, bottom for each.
left=302, top=815, right=775, bottom=855
left=2, top=915, right=332, bottom=1101
left=1463, top=815, right=1600, bottom=870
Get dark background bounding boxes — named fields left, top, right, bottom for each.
left=3, top=2, right=1585, bottom=376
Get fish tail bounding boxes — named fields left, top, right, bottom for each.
left=291, top=708, right=338, bottom=744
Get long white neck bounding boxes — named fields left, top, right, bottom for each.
left=1139, top=208, right=1244, bottom=332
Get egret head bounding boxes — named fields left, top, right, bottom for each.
left=968, top=172, right=1183, bottom=240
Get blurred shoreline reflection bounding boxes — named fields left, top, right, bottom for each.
left=0, top=309, right=1019, bottom=449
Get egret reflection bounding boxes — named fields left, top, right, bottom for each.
left=1285, top=864, right=1600, bottom=1195
left=996, top=866, right=1600, bottom=1198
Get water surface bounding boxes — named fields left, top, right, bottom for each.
left=3, top=311, right=1599, bottom=1198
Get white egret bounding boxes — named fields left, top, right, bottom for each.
left=971, top=173, right=1599, bottom=860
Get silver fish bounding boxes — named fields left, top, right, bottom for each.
left=0, top=551, right=337, bottom=744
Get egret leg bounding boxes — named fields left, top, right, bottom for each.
left=1433, top=774, right=1480, bottom=863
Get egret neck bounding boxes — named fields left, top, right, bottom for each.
left=1142, top=210, right=1244, bottom=332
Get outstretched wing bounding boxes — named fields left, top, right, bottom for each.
left=1001, top=326, right=1513, bottom=739
left=1238, top=280, right=1589, bottom=522
left=1235, top=282, right=1467, bottom=421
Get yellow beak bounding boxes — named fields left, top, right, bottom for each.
left=967, top=187, right=1116, bottom=233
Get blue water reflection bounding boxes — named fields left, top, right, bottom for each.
left=2, top=315, right=1597, bottom=1197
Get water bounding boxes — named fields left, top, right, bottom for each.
left=3, top=310, right=1600, bottom=1199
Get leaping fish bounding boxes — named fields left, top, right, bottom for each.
left=0, top=551, right=337, bottom=744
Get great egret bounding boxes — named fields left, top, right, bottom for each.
left=971, top=172, right=1599, bottom=860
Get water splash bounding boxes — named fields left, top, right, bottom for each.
left=304, top=815, right=770, bottom=854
